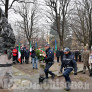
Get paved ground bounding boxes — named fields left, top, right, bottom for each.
left=12, top=71, right=92, bottom=92
left=1, top=61, right=91, bottom=92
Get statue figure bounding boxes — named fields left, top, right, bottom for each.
left=0, top=7, right=15, bottom=89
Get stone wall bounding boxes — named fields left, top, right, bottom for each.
left=0, top=8, right=15, bottom=53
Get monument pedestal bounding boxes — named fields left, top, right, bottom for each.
left=0, top=55, right=13, bottom=89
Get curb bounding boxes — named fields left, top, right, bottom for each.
left=49, top=69, right=83, bottom=78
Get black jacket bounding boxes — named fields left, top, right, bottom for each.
left=24, top=50, right=30, bottom=58
left=60, top=50, right=64, bottom=61
left=61, top=52, right=77, bottom=73
left=56, top=50, right=60, bottom=57
left=45, top=48, right=54, bottom=63
left=21, top=48, right=24, bottom=58
left=31, top=50, right=36, bottom=58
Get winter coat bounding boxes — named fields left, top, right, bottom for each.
left=31, top=50, right=36, bottom=58
left=81, top=50, right=90, bottom=65
left=45, top=48, right=54, bottom=63
left=56, top=50, right=60, bottom=57
left=12, top=48, right=18, bottom=56
left=21, top=48, right=24, bottom=58
left=61, top=52, right=77, bottom=73
left=60, top=50, right=64, bottom=61
left=24, top=50, right=30, bottom=58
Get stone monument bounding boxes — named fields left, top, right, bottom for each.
left=0, top=7, right=15, bottom=89
left=0, top=7, right=15, bottom=53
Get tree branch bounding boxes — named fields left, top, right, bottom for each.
left=1, top=0, right=5, bottom=5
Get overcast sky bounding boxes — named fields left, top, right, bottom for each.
left=0, top=0, right=49, bottom=35
left=0, top=0, right=82, bottom=36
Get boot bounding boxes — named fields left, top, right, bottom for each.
left=65, top=82, right=71, bottom=91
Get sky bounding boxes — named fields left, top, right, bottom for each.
left=0, top=0, right=49, bottom=35
left=0, top=0, right=84, bottom=36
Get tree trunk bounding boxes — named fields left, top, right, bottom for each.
left=61, top=22, right=64, bottom=48
left=5, top=0, right=9, bottom=18
left=58, top=34, right=62, bottom=48
left=55, top=11, right=63, bottom=48
left=28, top=39, right=30, bottom=47
left=89, top=9, right=92, bottom=49
left=61, top=10, right=65, bottom=48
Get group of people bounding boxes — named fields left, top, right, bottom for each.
left=43, top=44, right=92, bottom=91
left=43, top=44, right=77, bottom=91
left=12, top=46, right=30, bottom=64
left=82, top=46, right=92, bottom=75
left=11, top=44, right=92, bottom=91
left=12, top=45, right=38, bottom=69
left=56, top=49, right=82, bottom=63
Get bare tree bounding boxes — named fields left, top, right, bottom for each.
left=14, top=0, right=40, bottom=45
left=0, top=0, right=18, bottom=18
left=44, top=0, right=71, bottom=48
left=71, top=0, right=92, bottom=49
left=0, top=0, right=34, bottom=18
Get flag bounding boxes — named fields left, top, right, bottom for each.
left=18, top=43, right=21, bottom=63
left=55, top=40, right=57, bottom=51
left=30, top=41, right=32, bottom=52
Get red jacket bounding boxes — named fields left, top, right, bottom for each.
left=12, top=48, right=18, bottom=56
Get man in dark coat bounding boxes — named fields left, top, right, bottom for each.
left=60, top=49, right=64, bottom=63
left=56, top=48, right=60, bottom=63
left=21, top=46, right=24, bottom=64
left=75, top=50, right=79, bottom=62
left=31, top=47, right=38, bottom=69
left=24, top=48, right=30, bottom=64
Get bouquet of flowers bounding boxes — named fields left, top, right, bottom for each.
left=35, top=48, right=46, bottom=69
left=35, top=48, right=46, bottom=61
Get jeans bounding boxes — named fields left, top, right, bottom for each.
left=32, top=57, right=38, bottom=68
left=25, top=57, right=29, bottom=64
left=44, top=62, right=54, bottom=79
left=63, top=68, right=73, bottom=82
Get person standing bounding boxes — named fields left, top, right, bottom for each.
left=75, top=50, right=79, bottom=62
left=24, top=48, right=30, bottom=64
left=23, top=46, right=26, bottom=63
left=60, top=49, right=64, bottom=63
left=16, top=45, right=19, bottom=63
left=56, top=48, right=60, bottom=63
left=79, top=51, right=82, bottom=62
left=31, top=47, right=38, bottom=69
left=82, top=46, right=90, bottom=74
left=12, top=47, right=18, bottom=64
left=60, top=47, right=77, bottom=91
left=44, top=44, right=55, bottom=80
left=21, top=46, right=24, bottom=64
